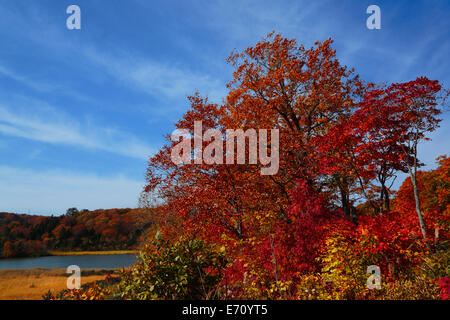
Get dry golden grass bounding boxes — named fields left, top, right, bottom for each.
left=0, top=268, right=108, bottom=300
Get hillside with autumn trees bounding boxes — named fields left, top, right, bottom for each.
left=0, top=208, right=154, bottom=258
left=44, top=33, right=450, bottom=300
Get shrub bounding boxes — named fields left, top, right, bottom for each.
left=57, top=285, right=112, bottom=300
left=381, top=275, right=441, bottom=300
left=119, top=237, right=227, bottom=299
left=318, top=227, right=372, bottom=299
left=420, top=246, right=450, bottom=279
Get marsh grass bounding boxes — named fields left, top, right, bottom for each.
left=0, top=268, right=113, bottom=300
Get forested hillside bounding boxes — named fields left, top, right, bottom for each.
left=0, top=208, right=153, bottom=258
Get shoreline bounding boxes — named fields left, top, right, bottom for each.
left=0, top=267, right=120, bottom=273
left=0, top=250, right=139, bottom=260
left=47, top=250, right=139, bottom=256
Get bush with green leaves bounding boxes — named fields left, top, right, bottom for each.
left=420, top=245, right=450, bottom=280
left=119, top=236, right=227, bottom=299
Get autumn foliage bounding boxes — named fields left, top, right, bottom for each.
left=132, top=33, right=450, bottom=300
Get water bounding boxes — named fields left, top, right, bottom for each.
left=0, top=254, right=139, bottom=270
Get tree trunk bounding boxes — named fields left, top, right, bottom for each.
left=350, top=206, right=357, bottom=224
left=381, top=184, right=390, bottom=212
left=269, top=234, right=283, bottom=298
left=235, top=220, right=242, bottom=240
left=339, top=181, right=350, bottom=218
left=342, top=192, right=350, bottom=217
left=410, top=175, right=427, bottom=241
left=402, top=139, right=427, bottom=243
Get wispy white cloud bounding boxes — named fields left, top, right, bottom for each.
left=0, top=63, right=100, bottom=107
left=0, top=166, right=143, bottom=215
left=83, top=47, right=227, bottom=104
left=0, top=2, right=226, bottom=108
left=178, top=0, right=324, bottom=46
left=0, top=64, right=56, bottom=92
left=0, top=98, right=154, bottom=160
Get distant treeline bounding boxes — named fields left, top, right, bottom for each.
left=0, top=208, right=154, bottom=258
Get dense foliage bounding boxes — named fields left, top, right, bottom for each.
left=119, top=237, right=227, bottom=299
left=131, top=33, right=449, bottom=300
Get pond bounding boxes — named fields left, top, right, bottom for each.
left=0, top=253, right=138, bottom=270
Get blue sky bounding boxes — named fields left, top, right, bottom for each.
left=0, top=0, right=448, bottom=215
